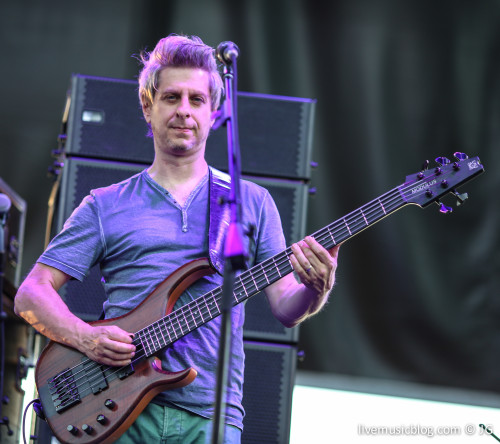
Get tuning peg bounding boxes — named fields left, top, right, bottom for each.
left=454, top=152, right=468, bottom=161
left=436, top=201, right=453, bottom=214
left=417, top=160, right=430, bottom=179
left=435, top=157, right=451, bottom=166
left=453, top=190, right=468, bottom=206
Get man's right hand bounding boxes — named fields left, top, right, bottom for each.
left=15, top=263, right=136, bottom=367
left=78, top=323, right=136, bottom=367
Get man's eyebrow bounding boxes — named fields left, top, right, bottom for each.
left=158, top=87, right=209, bottom=97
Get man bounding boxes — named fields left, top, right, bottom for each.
left=15, top=34, right=339, bottom=443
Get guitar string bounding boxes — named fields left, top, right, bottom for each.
left=47, top=167, right=457, bottom=405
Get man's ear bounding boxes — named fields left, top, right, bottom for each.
left=141, top=97, right=152, bottom=123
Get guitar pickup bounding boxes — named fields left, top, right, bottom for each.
left=82, top=358, right=109, bottom=394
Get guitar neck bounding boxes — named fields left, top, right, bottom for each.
left=135, top=186, right=407, bottom=357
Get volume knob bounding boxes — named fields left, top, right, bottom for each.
left=97, top=414, right=108, bottom=425
left=82, top=424, right=94, bottom=434
left=67, top=425, right=78, bottom=435
left=105, top=399, right=116, bottom=409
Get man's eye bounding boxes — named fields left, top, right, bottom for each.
left=161, top=94, right=176, bottom=102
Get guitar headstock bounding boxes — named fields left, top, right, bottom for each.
left=400, top=152, right=484, bottom=212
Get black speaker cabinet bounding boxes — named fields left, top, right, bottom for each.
left=65, top=75, right=154, bottom=164
left=55, top=157, right=304, bottom=342
left=65, top=74, right=316, bottom=180
left=242, top=341, right=296, bottom=444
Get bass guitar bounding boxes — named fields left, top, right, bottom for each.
left=34, top=153, right=484, bottom=443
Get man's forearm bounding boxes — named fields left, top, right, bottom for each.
left=266, top=274, right=333, bottom=328
left=15, top=277, right=91, bottom=349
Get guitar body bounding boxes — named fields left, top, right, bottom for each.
left=35, top=258, right=215, bottom=444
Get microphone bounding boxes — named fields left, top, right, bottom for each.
left=0, top=193, right=11, bottom=227
left=216, top=41, right=240, bottom=65
left=0, top=193, right=11, bottom=215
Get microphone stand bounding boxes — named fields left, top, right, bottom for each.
left=0, top=194, right=12, bottom=439
left=211, top=44, right=247, bottom=444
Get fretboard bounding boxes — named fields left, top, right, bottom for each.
left=133, top=185, right=407, bottom=358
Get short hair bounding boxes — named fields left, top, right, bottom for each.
left=138, top=34, right=224, bottom=111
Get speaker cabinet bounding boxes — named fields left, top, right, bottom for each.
left=65, top=74, right=316, bottom=180
left=55, top=157, right=304, bottom=342
left=65, top=75, right=154, bottom=164
left=242, top=341, right=296, bottom=444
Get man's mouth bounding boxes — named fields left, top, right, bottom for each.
left=171, top=126, right=192, bottom=132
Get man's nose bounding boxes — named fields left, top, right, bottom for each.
left=176, top=97, right=191, bottom=118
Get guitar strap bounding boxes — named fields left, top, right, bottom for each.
left=208, top=167, right=231, bottom=276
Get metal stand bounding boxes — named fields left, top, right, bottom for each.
left=0, top=193, right=13, bottom=439
left=211, top=42, right=246, bottom=444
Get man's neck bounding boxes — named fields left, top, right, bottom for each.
left=147, top=155, right=209, bottom=205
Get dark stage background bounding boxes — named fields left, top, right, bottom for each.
left=1, top=0, right=499, bottom=401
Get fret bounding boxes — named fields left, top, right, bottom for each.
left=207, top=294, right=220, bottom=317
left=261, top=263, right=270, bottom=285
left=327, top=226, right=336, bottom=246
left=157, top=322, right=167, bottom=347
left=371, top=202, right=386, bottom=224
left=343, top=218, right=352, bottom=235
left=174, top=313, right=185, bottom=335
left=251, top=273, right=259, bottom=291
left=184, top=310, right=193, bottom=332
left=151, top=325, right=161, bottom=351
left=243, top=273, right=258, bottom=296
left=272, top=257, right=282, bottom=278
left=378, top=197, right=387, bottom=215
left=195, top=301, right=205, bottom=323
left=360, top=209, right=368, bottom=226
left=234, top=288, right=246, bottom=303
left=165, top=319, right=178, bottom=340
left=139, top=331, right=152, bottom=356
left=167, top=318, right=182, bottom=339
left=362, top=204, right=377, bottom=225
left=203, top=295, right=213, bottom=318
left=233, top=280, right=241, bottom=304
left=162, top=319, right=173, bottom=343
left=240, top=278, right=249, bottom=298
left=188, top=303, right=198, bottom=327
left=212, top=296, right=220, bottom=315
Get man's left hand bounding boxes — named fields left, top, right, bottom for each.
left=290, top=236, right=340, bottom=296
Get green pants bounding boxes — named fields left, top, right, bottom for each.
left=114, top=402, right=242, bottom=444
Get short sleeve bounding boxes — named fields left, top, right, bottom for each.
left=38, top=193, right=105, bottom=281
left=252, top=189, right=287, bottom=265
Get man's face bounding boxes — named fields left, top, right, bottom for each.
left=142, top=67, right=216, bottom=158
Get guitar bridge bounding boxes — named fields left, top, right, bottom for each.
left=48, top=368, right=81, bottom=413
